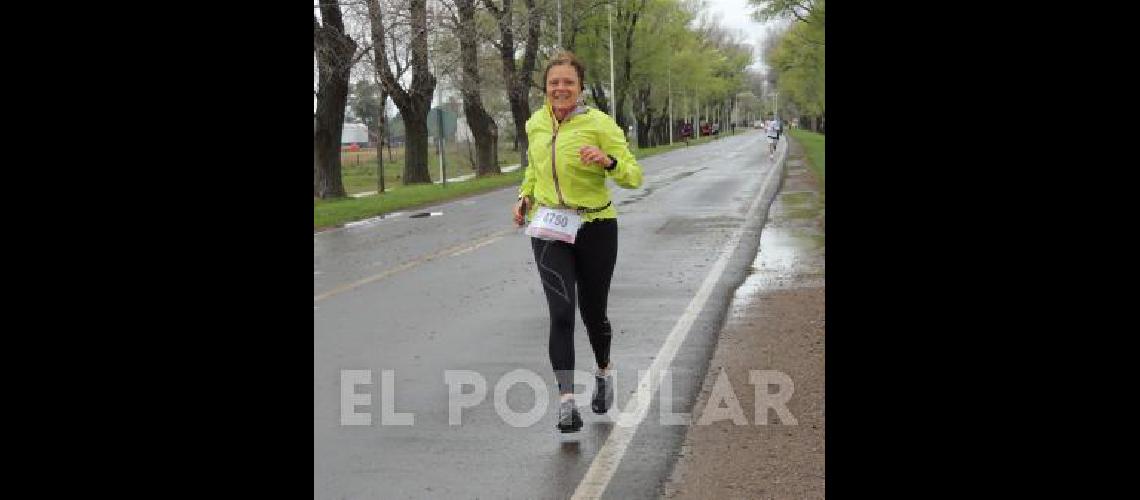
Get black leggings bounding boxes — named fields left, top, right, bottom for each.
left=530, top=218, right=618, bottom=393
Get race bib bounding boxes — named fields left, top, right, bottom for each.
left=525, top=206, right=583, bottom=244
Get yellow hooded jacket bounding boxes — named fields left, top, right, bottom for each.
left=518, top=101, right=643, bottom=222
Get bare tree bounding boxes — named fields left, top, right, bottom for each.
left=345, top=3, right=392, bottom=168
left=368, top=0, right=437, bottom=184
left=352, top=1, right=414, bottom=190
left=314, top=0, right=360, bottom=198
left=482, top=0, right=541, bottom=168
left=376, top=4, right=414, bottom=165
left=453, top=0, right=500, bottom=176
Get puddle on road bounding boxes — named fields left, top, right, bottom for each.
left=729, top=166, right=825, bottom=313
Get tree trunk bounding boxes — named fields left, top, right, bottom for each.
left=466, top=106, right=499, bottom=176
left=457, top=0, right=500, bottom=176
left=614, top=76, right=629, bottom=132
left=368, top=0, right=435, bottom=185
left=508, top=90, right=530, bottom=167
left=313, top=2, right=357, bottom=199
left=633, top=86, right=652, bottom=148
left=720, top=102, right=729, bottom=136
left=519, top=0, right=541, bottom=166
left=492, top=0, right=520, bottom=164
left=614, top=1, right=642, bottom=133
left=403, top=117, right=432, bottom=183
left=313, top=83, right=348, bottom=201
left=653, top=108, right=668, bottom=145
left=488, top=0, right=539, bottom=169
left=590, top=82, right=609, bottom=115
left=614, top=71, right=628, bottom=131
left=635, top=114, right=650, bottom=149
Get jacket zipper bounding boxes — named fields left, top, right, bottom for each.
left=551, top=125, right=567, bottom=207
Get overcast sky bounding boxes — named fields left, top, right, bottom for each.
left=316, top=0, right=787, bottom=111
left=700, top=0, right=783, bottom=73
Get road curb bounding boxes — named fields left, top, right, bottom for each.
left=655, top=133, right=792, bottom=497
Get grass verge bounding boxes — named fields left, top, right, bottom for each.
left=315, top=132, right=736, bottom=231
left=314, top=170, right=524, bottom=231
left=788, top=129, right=825, bottom=187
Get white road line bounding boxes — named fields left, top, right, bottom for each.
left=313, top=228, right=516, bottom=303
left=571, top=147, right=786, bottom=500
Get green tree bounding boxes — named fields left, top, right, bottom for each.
left=351, top=80, right=384, bottom=140
left=756, top=0, right=823, bottom=131
left=748, top=0, right=821, bottom=25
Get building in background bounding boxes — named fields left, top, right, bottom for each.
left=341, top=122, right=370, bottom=148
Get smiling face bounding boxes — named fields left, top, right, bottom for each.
left=545, top=64, right=581, bottom=110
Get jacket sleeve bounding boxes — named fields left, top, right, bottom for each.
left=597, top=115, right=643, bottom=189
left=519, top=131, right=536, bottom=199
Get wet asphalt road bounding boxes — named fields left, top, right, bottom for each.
left=315, top=129, right=781, bottom=499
